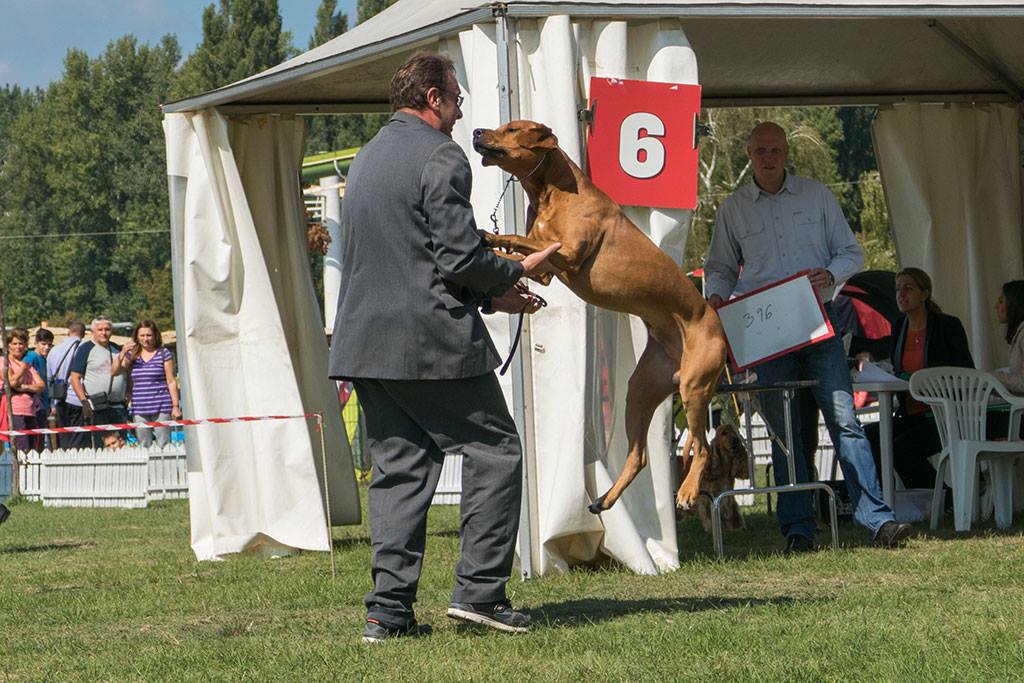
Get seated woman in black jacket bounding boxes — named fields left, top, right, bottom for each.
left=859, top=267, right=974, bottom=489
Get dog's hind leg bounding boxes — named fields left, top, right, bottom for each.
left=674, top=317, right=728, bottom=511
left=588, top=337, right=676, bottom=514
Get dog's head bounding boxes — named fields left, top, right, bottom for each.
left=472, top=120, right=559, bottom=177
left=708, top=424, right=748, bottom=481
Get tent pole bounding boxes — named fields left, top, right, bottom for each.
left=320, top=175, right=343, bottom=330
left=495, top=8, right=538, bottom=581
left=167, top=168, right=197, bottom=474
left=1020, top=106, right=1024, bottom=249
left=927, top=20, right=1023, bottom=102
left=0, top=290, right=19, bottom=498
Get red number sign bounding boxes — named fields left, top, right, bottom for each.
left=586, top=77, right=701, bottom=210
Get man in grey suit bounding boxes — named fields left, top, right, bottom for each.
left=329, top=51, right=561, bottom=643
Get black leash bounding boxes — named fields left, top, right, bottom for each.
left=486, top=152, right=550, bottom=375
left=499, top=283, right=547, bottom=376
left=500, top=314, right=526, bottom=377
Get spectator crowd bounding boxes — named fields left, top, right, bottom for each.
left=1, top=317, right=179, bottom=451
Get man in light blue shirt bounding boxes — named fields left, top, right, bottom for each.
left=704, top=121, right=911, bottom=553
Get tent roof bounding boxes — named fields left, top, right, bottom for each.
left=163, top=1, right=1024, bottom=113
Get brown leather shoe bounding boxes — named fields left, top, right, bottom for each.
left=873, top=521, right=912, bottom=548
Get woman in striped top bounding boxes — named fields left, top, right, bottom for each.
left=112, top=320, right=181, bottom=447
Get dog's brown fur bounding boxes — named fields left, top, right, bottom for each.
left=679, top=424, right=748, bottom=532
left=473, top=120, right=728, bottom=513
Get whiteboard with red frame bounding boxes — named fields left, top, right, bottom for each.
left=716, top=272, right=835, bottom=371
left=586, top=77, right=701, bottom=209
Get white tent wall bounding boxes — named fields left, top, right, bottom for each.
left=873, top=103, right=1024, bottom=371
left=160, top=0, right=1024, bottom=568
left=435, top=16, right=698, bottom=575
left=163, top=111, right=360, bottom=561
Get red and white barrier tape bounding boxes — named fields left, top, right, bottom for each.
left=0, top=413, right=320, bottom=437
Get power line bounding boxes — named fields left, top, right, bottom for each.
left=0, top=228, right=169, bottom=240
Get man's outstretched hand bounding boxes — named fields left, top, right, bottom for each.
left=520, top=243, right=562, bottom=278
left=490, top=282, right=547, bottom=314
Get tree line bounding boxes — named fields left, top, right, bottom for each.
left=0, top=0, right=397, bottom=330
left=0, top=0, right=893, bottom=330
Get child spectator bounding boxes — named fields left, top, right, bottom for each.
left=25, top=328, right=54, bottom=450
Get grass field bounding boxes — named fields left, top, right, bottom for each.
left=2, top=493, right=1023, bottom=682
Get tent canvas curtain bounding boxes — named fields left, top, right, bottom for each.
left=873, top=103, right=1024, bottom=371
left=438, top=16, right=699, bottom=575
left=163, top=110, right=359, bottom=560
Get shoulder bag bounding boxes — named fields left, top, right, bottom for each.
left=49, top=340, right=80, bottom=402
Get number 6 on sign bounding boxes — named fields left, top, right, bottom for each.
left=619, top=112, right=666, bottom=179
left=587, top=77, right=701, bottom=209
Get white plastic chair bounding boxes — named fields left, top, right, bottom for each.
left=909, top=367, right=1024, bottom=531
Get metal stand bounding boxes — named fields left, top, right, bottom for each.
left=710, top=380, right=840, bottom=559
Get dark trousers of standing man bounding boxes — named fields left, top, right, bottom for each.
left=54, top=401, right=90, bottom=449
left=353, top=373, right=523, bottom=629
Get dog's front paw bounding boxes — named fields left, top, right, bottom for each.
left=587, top=495, right=607, bottom=515
left=675, top=486, right=698, bottom=511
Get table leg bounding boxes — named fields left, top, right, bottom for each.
left=878, top=391, right=894, bottom=508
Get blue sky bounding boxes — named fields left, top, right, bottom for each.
left=0, top=0, right=360, bottom=89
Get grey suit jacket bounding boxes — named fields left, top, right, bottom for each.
left=328, top=112, right=524, bottom=380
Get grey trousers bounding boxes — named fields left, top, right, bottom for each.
left=134, top=412, right=172, bottom=448
left=353, top=374, right=523, bottom=628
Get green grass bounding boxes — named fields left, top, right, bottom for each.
left=2, top=493, right=1023, bottom=682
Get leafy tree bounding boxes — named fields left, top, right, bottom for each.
left=357, top=0, right=399, bottom=23
left=173, top=0, right=294, bottom=99
left=856, top=170, right=897, bottom=271
left=0, top=85, right=37, bottom=179
left=0, top=36, right=180, bottom=327
left=303, top=0, right=395, bottom=156
left=0, top=85, right=40, bottom=318
left=834, top=107, right=879, bottom=232
left=305, top=0, right=354, bottom=155
left=309, top=0, right=348, bottom=49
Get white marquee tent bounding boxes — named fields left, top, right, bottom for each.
left=163, top=1, right=1024, bottom=572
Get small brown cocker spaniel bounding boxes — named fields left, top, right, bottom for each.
left=679, top=423, right=749, bottom=533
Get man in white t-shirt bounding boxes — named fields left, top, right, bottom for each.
left=69, top=317, right=128, bottom=447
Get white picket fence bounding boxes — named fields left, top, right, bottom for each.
left=5, top=412, right=875, bottom=511
left=433, top=453, right=463, bottom=505
left=0, top=445, right=187, bottom=508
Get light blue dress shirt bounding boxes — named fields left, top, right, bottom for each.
left=704, top=173, right=864, bottom=301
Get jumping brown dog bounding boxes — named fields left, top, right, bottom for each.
left=472, top=120, right=728, bottom=513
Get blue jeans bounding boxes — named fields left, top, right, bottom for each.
left=754, top=308, right=895, bottom=540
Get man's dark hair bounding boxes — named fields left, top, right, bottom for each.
left=389, top=51, right=455, bottom=112
left=68, top=321, right=85, bottom=337
left=1003, top=280, right=1024, bottom=344
left=35, top=328, right=54, bottom=343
